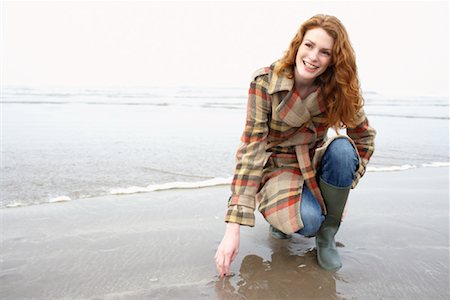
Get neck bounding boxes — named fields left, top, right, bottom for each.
left=293, top=66, right=316, bottom=93
left=295, top=81, right=317, bottom=101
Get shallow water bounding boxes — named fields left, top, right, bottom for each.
left=2, top=86, right=449, bottom=207
left=1, top=168, right=448, bottom=299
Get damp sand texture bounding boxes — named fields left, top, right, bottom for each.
left=1, top=167, right=449, bottom=299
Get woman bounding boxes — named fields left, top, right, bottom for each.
left=215, top=14, right=376, bottom=276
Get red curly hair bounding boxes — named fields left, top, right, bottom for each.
left=275, top=14, right=363, bottom=129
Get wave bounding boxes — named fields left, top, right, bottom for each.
left=3, top=162, right=448, bottom=209
left=48, top=196, right=72, bottom=203
left=367, top=164, right=417, bottom=172
left=367, top=114, right=448, bottom=120
left=422, top=161, right=450, bottom=168
left=4, top=101, right=447, bottom=118
left=110, top=162, right=450, bottom=196
left=4, top=195, right=72, bottom=208
left=1, top=100, right=172, bottom=106
left=366, top=103, right=448, bottom=107
left=4, top=202, right=27, bottom=208
left=4, top=86, right=447, bottom=105
left=2, top=86, right=246, bottom=100
left=367, top=161, right=449, bottom=172
left=110, top=177, right=233, bottom=195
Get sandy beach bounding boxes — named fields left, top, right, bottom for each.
left=1, top=167, right=449, bottom=299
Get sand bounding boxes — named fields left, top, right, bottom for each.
left=1, top=167, right=449, bottom=299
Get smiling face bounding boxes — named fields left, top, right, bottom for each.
left=294, top=27, right=334, bottom=86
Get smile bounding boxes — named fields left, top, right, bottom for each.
left=303, top=60, right=319, bottom=69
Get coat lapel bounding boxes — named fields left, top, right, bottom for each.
left=276, top=89, right=320, bottom=127
left=268, top=62, right=327, bottom=128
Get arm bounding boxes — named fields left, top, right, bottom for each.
left=340, top=110, right=375, bottom=222
left=225, top=76, right=271, bottom=226
left=215, top=75, right=271, bottom=277
left=347, top=109, right=377, bottom=188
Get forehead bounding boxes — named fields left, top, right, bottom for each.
left=303, top=28, right=334, bottom=49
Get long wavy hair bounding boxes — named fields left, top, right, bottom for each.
left=275, top=14, right=363, bottom=129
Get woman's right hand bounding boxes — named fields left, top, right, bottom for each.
left=215, top=222, right=240, bottom=278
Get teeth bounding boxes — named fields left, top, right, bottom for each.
left=304, top=61, right=318, bottom=69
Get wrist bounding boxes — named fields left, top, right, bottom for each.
left=225, top=222, right=240, bottom=234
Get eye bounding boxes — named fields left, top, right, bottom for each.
left=304, top=43, right=312, bottom=48
left=321, top=51, right=331, bottom=56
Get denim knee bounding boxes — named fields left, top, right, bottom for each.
left=297, top=186, right=324, bottom=237
left=319, top=138, right=359, bottom=188
left=298, top=209, right=324, bottom=237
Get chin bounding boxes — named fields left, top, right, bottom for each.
left=300, top=70, right=318, bottom=80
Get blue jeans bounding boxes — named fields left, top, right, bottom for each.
left=296, top=138, right=359, bottom=237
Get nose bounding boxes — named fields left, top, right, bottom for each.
left=308, top=50, right=318, bottom=61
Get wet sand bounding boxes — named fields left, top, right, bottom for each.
left=1, top=167, right=449, bottom=299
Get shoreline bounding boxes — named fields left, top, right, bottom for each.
left=3, top=164, right=449, bottom=209
left=1, top=167, right=449, bottom=299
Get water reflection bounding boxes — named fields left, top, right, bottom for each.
left=215, top=236, right=343, bottom=300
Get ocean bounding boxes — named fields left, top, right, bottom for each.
left=1, top=86, right=448, bottom=208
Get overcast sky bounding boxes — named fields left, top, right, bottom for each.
left=2, top=1, right=449, bottom=97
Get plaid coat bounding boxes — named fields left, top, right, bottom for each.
left=225, top=62, right=376, bottom=234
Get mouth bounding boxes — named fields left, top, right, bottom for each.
left=303, top=60, right=319, bottom=70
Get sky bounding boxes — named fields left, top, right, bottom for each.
left=2, top=1, right=449, bottom=97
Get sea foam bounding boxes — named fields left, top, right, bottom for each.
left=422, top=161, right=450, bottom=168
left=110, top=177, right=233, bottom=195
left=366, top=164, right=417, bottom=172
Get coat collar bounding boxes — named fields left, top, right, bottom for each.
left=268, top=62, right=326, bottom=127
left=276, top=88, right=323, bottom=127
left=267, top=62, right=294, bottom=95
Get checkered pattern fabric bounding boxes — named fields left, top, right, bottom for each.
left=225, top=62, right=376, bottom=234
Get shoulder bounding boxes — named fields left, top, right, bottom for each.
left=251, top=66, right=270, bottom=81
left=250, top=66, right=271, bottom=90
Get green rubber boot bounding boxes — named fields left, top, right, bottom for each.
left=315, top=178, right=350, bottom=271
left=270, top=225, right=292, bottom=240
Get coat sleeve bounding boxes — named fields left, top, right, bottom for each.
left=347, top=109, right=376, bottom=188
left=225, top=75, right=271, bottom=226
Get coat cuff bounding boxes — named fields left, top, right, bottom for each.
left=351, top=161, right=366, bottom=189
left=225, top=205, right=255, bottom=227
left=228, top=194, right=256, bottom=209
